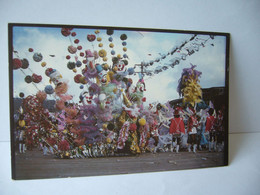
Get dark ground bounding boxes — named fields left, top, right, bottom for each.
left=13, top=149, right=226, bottom=180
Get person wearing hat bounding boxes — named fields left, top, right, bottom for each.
left=205, top=108, right=216, bottom=152
left=187, top=110, right=199, bottom=153
left=169, top=109, right=185, bottom=153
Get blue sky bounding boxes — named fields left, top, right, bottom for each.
left=12, top=25, right=227, bottom=105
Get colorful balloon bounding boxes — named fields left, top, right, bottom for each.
left=103, top=63, right=109, bottom=70
left=44, top=85, right=54, bottom=94
left=21, top=58, right=29, bottom=69
left=77, top=45, right=82, bottom=50
left=106, top=29, right=114, bottom=36
left=109, top=43, right=114, bottom=48
left=74, top=74, right=82, bottom=83
left=123, top=60, right=128, bottom=65
left=76, top=60, right=82, bottom=67
left=138, top=118, right=146, bottom=126
left=98, top=49, right=107, bottom=57
left=19, top=92, right=24, bottom=98
left=13, top=58, right=22, bottom=69
left=24, top=75, right=32, bottom=83
left=95, top=64, right=103, bottom=72
left=41, top=62, right=47, bottom=67
left=61, top=28, right=71, bottom=37
left=87, top=34, right=96, bottom=42
left=32, top=73, right=42, bottom=83
left=33, top=53, right=43, bottom=62
left=28, top=48, right=34, bottom=52
left=68, top=45, right=77, bottom=54
left=67, top=62, right=76, bottom=70
left=111, top=50, right=115, bottom=55
left=120, top=34, right=127, bottom=40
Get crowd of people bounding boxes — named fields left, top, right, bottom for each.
left=15, top=100, right=225, bottom=159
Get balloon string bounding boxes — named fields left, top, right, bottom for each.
left=144, top=34, right=197, bottom=68
left=145, top=34, right=213, bottom=78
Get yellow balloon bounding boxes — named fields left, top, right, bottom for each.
left=19, top=120, right=25, bottom=127
left=102, top=124, right=107, bottom=129
left=109, top=43, right=114, bottom=48
left=97, top=37, right=102, bottom=42
left=103, top=57, right=108, bottom=62
left=117, top=54, right=121, bottom=59
left=73, top=68, right=77, bottom=73
left=41, top=62, right=47, bottom=67
left=79, top=76, right=87, bottom=84
left=99, top=49, right=107, bottom=57
left=103, top=63, right=109, bottom=70
left=139, top=118, right=146, bottom=126
left=106, top=137, right=112, bottom=143
left=123, top=47, right=127, bottom=52
left=113, top=66, right=118, bottom=72
left=98, top=43, right=103, bottom=47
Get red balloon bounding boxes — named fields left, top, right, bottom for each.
left=83, top=60, right=87, bottom=64
left=77, top=45, right=82, bottom=50
left=66, top=55, right=71, bottom=60
left=61, top=28, right=71, bottom=37
left=13, top=58, right=22, bottom=69
left=74, top=74, right=82, bottom=83
left=80, top=52, right=84, bottom=57
left=28, top=48, right=34, bottom=52
left=32, top=73, right=42, bottom=83
left=74, top=39, right=79, bottom=44
left=68, top=45, right=77, bottom=54
left=87, top=34, right=96, bottom=42
left=71, top=32, right=76, bottom=37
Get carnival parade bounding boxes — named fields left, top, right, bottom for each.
left=11, top=26, right=227, bottom=159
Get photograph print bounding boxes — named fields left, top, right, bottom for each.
left=9, top=23, right=229, bottom=180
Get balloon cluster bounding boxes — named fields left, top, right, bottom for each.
left=177, top=64, right=202, bottom=106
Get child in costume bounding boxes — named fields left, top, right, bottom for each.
left=17, top=115, right=26, bottom=153
left=187, top=109, right=199, bottom=153
left=205, top=108, right=216, bottom=152
left=169, top=109, right=185, bottom=153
